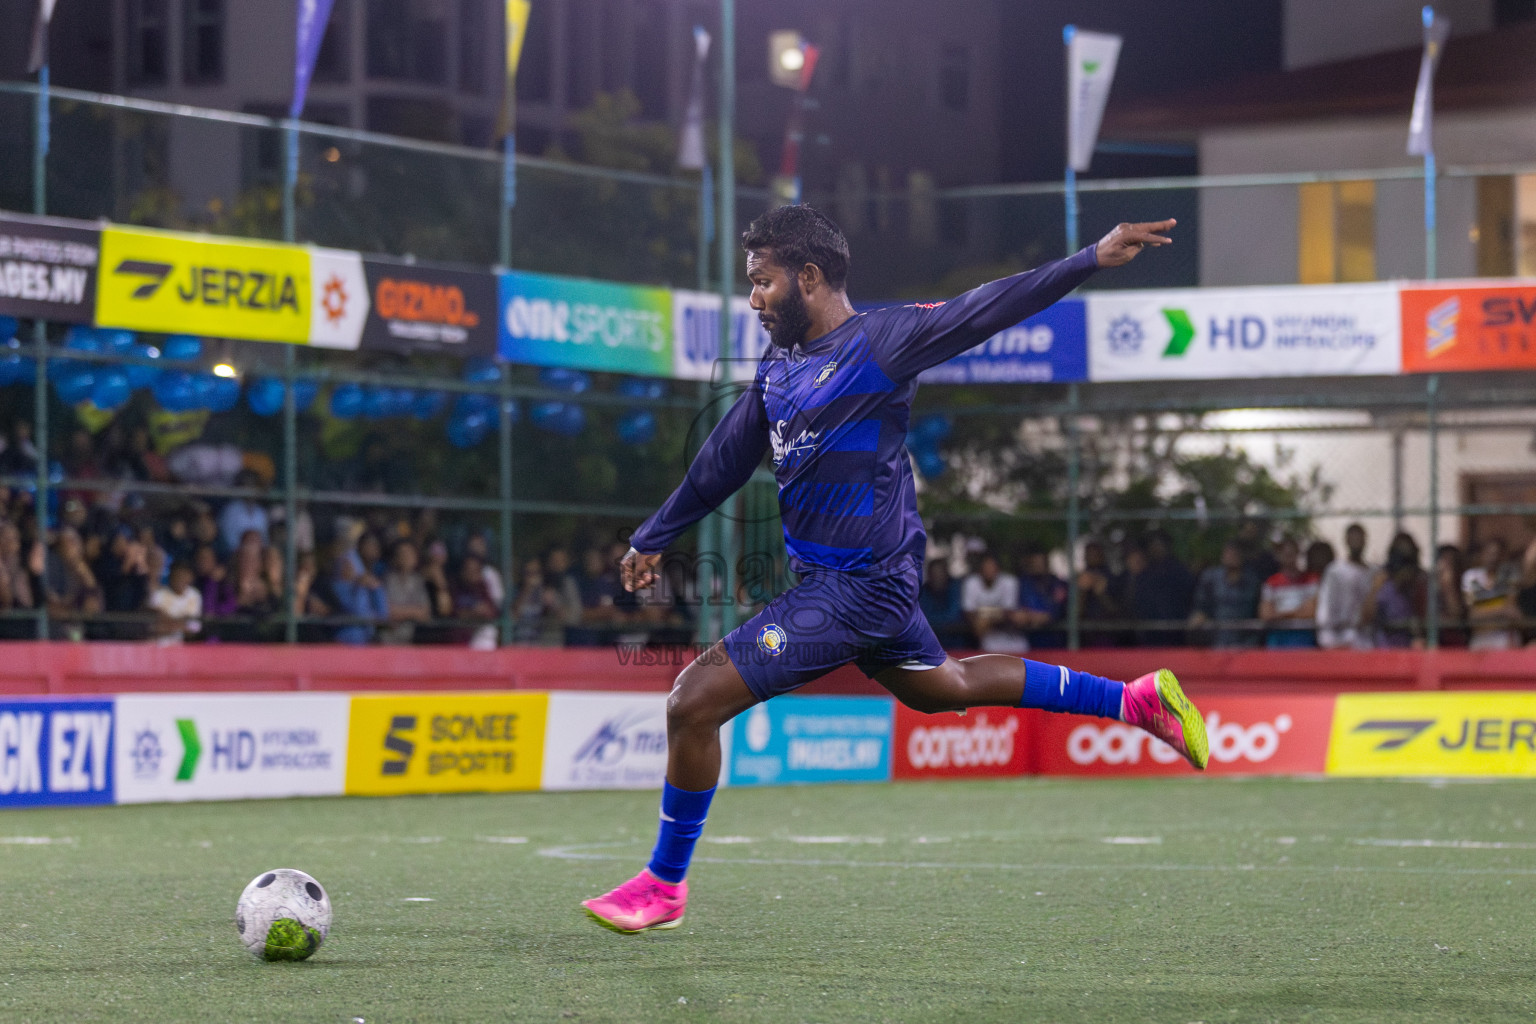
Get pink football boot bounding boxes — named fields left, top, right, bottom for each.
left=582, top=869, right=688, bottom=934
left=1120, top=668, right=1209, bottom=770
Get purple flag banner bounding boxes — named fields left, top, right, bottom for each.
left=290, top=0, right=338, bottom=120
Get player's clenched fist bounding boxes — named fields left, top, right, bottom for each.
left=621, top=547, right=661, bottom=592
left=1095, top=218, right=1176, bottom=268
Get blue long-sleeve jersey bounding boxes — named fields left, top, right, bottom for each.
left=630, top=245, right=1100, bottom=572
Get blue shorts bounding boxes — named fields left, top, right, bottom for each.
left=721, top=559, right=949, bottom=701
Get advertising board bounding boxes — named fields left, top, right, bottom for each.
left=307, top=247, right=369, bottom=350
left=1087, top=284, right=1401, bottom=381
left=114, top=694, right=349, bottom=803
left=541, top=692, right=669, bottom=791
left=672, top=290, right=771, bottom=382
left=914, top=298, right=1088, bottom=384
left=362, top=258, right=497, bottom=356
left=0, top=213, right=99, bottom=324
left=1400, top=283, right=1536, bottom=373
left=0, top=699, right=114, bottom=808
left=499, top=270, right=672, bottom=375
left=727, top=696, right=893, bottom=787
left=892, top=706, right=1032, bottom=780
left=1035, top=696, right=1335, bottom=776
left=346, top=693, right=548, bottom=795
left=1327, top=692, right=1536, bottom=777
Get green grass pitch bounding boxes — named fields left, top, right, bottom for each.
left=1, top=777, right=1533, bottom=1023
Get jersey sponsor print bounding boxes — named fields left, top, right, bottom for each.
left=0, top=699, right=114, bottom=808
left=1036, top=696, right=1335, bottom=776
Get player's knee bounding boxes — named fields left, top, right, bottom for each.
left=667, top=666, right=724, bottom=734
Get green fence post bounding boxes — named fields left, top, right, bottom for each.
left=1426, top=374, right=1440, bottom=649
left=1066, top=383, right=1082, bottom=651
left=32, top=328, right=49, bottom=641
left=499, top=368, right=516, bottom=646
left=281, top=345, right=299, bottom=643
left=715, top=0, right=738, bottom=637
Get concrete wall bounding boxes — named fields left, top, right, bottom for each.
left=1284, top=0, right=1492, bottom=69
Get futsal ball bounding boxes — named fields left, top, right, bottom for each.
left=235, top=868, right=332, bottom=961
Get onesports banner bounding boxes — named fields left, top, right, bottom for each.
left=1400, top=282, right=1536, bottom=373
left=1327, top=692, right=1536, bottom=777
left=114, top=694, right=349, bottom=803
left=1087, top=284, right=1402, bottom=382
left=96, top=225, right=312, bottom=343
left=0, top=212, right=99, bottom=324
left=499, top=270, right=673, bottom=376
left=345, top=693, right=548, bottom=795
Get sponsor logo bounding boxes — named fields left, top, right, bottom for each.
left=1107, top=315, right=1143, bottom=355
left=1425, top=296, right=1458, bottom=357
left=320, top=274, right=350, bottom=325
left=346, top=694, right=548, bottom=795
left=907, top=713, right=1018, bottom=770
left=0, top=261, right=90, bottom=304
left=729, top=696, right=893, bottom=786
left=769, top=420, right=820, bottom=467
left=97, top=227, right=310, bottom=343
left=541, top=694, right=669, bottom=791
left=1328, top=693, right=1536, bottom=777
left=0, top=701, right=114, bottom=807
left=572, top=711, right=667, bottom=766
left=756, top=624, right=788, bottom=656
left=813, top=360, right=838, bottom=386
left=1068, top=712, right=1292, bottom=766
left=0, top=216, right=101, bottom=324
left=1161, top=308, right=1195, bottom=356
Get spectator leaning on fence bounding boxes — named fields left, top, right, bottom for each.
left=149, top=558, right=202, bottom=645
left=1259, top=536, right=1320, bottom=649
left=1365, top=539, right=1428, bottom=649
left=1316, top=523, right=1374, bottom=650
left=1190, top=540, right=1262, bottom=649
left=1463, top=537, right=1520, bottom=650
left=1074, top=539, right=1123, bottom=648
left=961, top=553, right=1025, bottom=653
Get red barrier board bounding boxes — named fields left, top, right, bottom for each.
left=1035, top=695, right=1336, bottom=776
left=1401, top=284, right=1536, bottom=373
left=893, top=705, right=1034, bottom=779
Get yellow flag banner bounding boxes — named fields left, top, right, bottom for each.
left=496, top=0, right=533, bottom=138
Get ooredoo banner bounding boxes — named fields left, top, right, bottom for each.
left=0, top=212, right=99, bottom=324
left=345, top=693, right=548, bottom=795
left=1400, top=283, right=1536, bottom=373
left=1327, top=692, right=1536, bottom=777
left=1035, top=696, right=1335, bottom=776
left=728, top=695, right=893, bottom=787
left=0, top=698, right=114, bottom=808
left=114, top=694, right=349, bottom=803
left=1087, top=284, right=1401, bottom=381
left=541, top=692, right=668, bottom=791
left=893, top=705, right=1032, bottom=780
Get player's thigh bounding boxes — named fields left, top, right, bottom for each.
left=669, top=640, right=759, bottom=732
left=874, top=657, right=968, bottom=714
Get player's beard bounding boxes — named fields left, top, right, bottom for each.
left=764, top=285, right=813, bottom=349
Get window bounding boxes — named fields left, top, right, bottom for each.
left=457, top=0, right=488, bottom=94
left=313, top=0, right=351, bottom=84
left=939, top=44, right=969, bottom=111
left=630, top=0, right=668, bottom=118
left=182, top=0, right=226, bottom=85
left=518, top=0, right=553, bottom=103
left=127, top=0, right=169, bottom=86
left=367, top=0, right=448, bottom=84
left=1495, top=0, right=1536, bottom=26
left=564, top=0, right=598, bottom=109
left=1298, top=180, right=1375, bottom=283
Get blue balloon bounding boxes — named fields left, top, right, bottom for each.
left=161, top=335, right=202, bottom=361
left=539, top=367, right=591, bottom=393
left=913, top=414, right=952, bottom=446
left=63, top=326, right=101, bottom=353
left=503, top=398, right=521, bottom=424
left=247, top=377, right=285, bottom=416
left=447, top=411, right=492, bottom=448
left=463, top=357, right=502, bottom=384
left=0, top=316, right=17, bottom=342
left=0, top=353, right=36, bottom=386
left=293, top=379, right=319, bottom=412
left=98, top=329, right=137, bottom=355
left=916, top=449, right=947, bottom=479
left=532, top=400, right=585, bottom=437
left=330, top=383, right=365, bottom=419
left=153, top=371, right=199, bottom=412
left=453, top=392, right=497, bottom=419
left=54, top=366, right=95, bottom=404
left=617, top=376, right=665, bottom=400
left=412, top=390, right=448, bottom=420
left=89, top=370, right=132, bottom=411
left=207, top=375, right=242, bottom=413
left=189, top=373, right=222, bottom=410
left=617, top=409, right=657, bottom=445
left=123, top=344, right=161, bottom=389
left=362, top=387, right=392, bottom=419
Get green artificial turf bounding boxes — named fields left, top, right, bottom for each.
left=1, top=778, right=1533, bottom=1023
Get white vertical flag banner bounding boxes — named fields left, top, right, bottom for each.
left=678, top=26, right=711, bottom=170
left=27, top=0, right=59, bottom=74
left=1066, top=29, right=1121, bottom=173
left=1408, top=8, right=1450, bottom=157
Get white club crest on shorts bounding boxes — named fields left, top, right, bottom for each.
left=756, top=623, right=788, bottom=656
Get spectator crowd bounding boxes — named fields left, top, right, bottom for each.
left=6, top=419, right=1536, bottom=651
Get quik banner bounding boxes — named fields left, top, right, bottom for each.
left=728, top=696, right=893, bottom=787
left=0, top=699, right=114, bottom=808
left=672, top=291, right=770, bottom=382
left=1036, top=696, right=1335, bottom=776
left=499, top=270, right=673, bottom=376
left=0, top=213, right=99, bottom=324
left=363, top=259, right=498, bottom=356
left=346, top=693, right=547, bottom=795
left=541, top=692, right=668, bottom=790
left=1088, top=284, right=1401, bottom=381
left=97, top=225, right=310, bottom=343
left=115, top=695, right=349, bottom=803
left=1400, top=283, right=1536, bottom=372
left=1328, top=692, right=1536, bottom=777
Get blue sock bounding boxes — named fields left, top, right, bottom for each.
left=647, top=781, right=716, bottom=884
left=1019, top=659, right=1124, bottom=719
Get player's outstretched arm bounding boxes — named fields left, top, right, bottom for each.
left=622, top=387, right=770, bottom=591
left=872, top=218, right=1176, bottom=382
